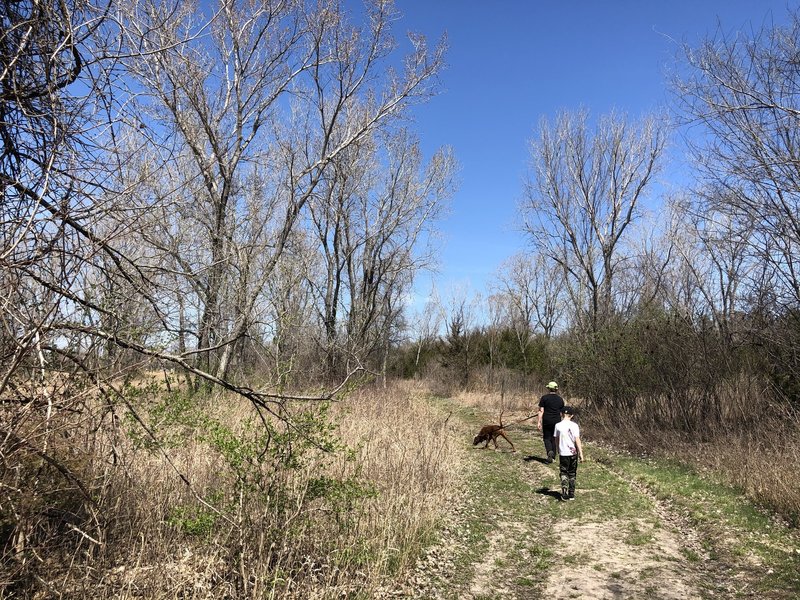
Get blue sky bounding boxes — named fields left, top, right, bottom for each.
left=388, top=0, right=796, bottom=308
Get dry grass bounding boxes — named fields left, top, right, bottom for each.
left=702, top=429, right=800, bottom=523
left=450, top=389, right=533, bottom=416
left=0, top=378, right=464, bottom=598
left=320, top=381, right=464, bottom=594
left=586, top=386, right=800, bottom=525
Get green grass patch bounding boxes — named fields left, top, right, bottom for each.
left=623, top=529, right=655, bottom=546
left=681, top=548, right=701, bottom=562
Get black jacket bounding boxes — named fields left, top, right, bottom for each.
left=538, top=393, right=564, bottom=425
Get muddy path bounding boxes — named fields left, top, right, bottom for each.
left=382, top=402, right=798, bottom=599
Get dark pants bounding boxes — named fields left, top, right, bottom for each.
left=559, top=455, right=579, bottom=495
left=542, top=420, right=557, bottom=459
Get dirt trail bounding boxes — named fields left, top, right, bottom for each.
left=541, top=519, right=700, bottom=599
left=390, top=406, right=759, bottom=599
left=516, top=452, right=706, bottom=599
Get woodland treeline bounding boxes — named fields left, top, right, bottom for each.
left=393, top=30, right=800, bottom=427
left=4, top=0, right=798, bottom=418
left=2, top=0, right=799, bottom=596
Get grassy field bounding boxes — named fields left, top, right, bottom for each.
left=4, top=382, right=799, bottom=598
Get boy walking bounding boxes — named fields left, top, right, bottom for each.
left=553, top=406, right=584, bottom=500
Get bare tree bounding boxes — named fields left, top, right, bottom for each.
left=441, top=287, right=481, bottom=391
left=1, top=0, right=116, bottom=390
left=521, top=109, right=667, bottom=332
left=676, top=11, right=800, bottom=306
left=107, top=0, right=447, bottom=386
left=407, top=285, right=445, bottom=376
left=674, top=10, right=800, bottom=404
left=305, top=128, right=454, bottom=378
left=494, top=252, right=563, bottom=341
left=346, top=131, right=453, bottom=368
left=264, top=228, right=319, bottom=383
left=671, top=197, right=755, bottom=340
left=484, top=292, right=507, bottom=382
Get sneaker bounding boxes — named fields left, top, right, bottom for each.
left=567, top=492, right=575, bottom=500
left=561, top=489, right=568, bottom=501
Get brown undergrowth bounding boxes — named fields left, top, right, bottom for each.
left=0, top=378, right=463, bottom=598
left=586, top=398, right=800, bottom=526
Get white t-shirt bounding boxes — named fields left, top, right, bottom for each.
left=554, top=420, right=580, bottom=457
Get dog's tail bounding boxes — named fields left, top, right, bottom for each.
left=499, top=409, right=505, bottom=428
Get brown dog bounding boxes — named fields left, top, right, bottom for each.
left=472, top=413, right=515, bottom=452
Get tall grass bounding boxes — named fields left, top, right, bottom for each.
left=0, top=379, right=464, bottom=598
left=584, top=376, right=800, bottom=525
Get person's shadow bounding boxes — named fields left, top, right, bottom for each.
left=523, top=455, right=550, bottom=464
left=535, top=486, right=563, bottom=501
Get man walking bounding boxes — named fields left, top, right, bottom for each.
left=537, top=381, right=564, bottom=463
